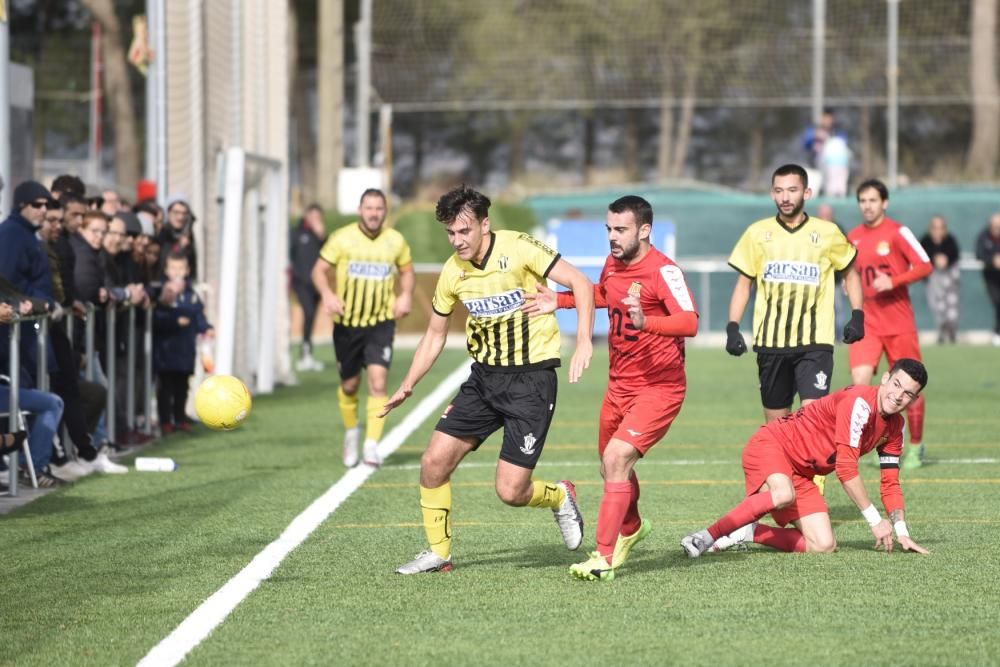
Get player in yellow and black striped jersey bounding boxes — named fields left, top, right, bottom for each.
left=726, top=164, right=865, bottom=426
left=381, top=185, right=595, bottom=575
left=311, top=188, right=415, bottom=469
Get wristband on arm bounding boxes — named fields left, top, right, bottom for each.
left=861, top=504, right=883, bottom=527
left=893, top=520, right=910, bottom=538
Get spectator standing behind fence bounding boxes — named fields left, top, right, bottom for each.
left=290, top=204, right=327, bottom=372
left=154, top=253, right=213, bottom=435
left=158, top=196, right=198, bottom=281
left=976, top=213, right=1000, bottom=347
left=920, top=216, right=961, bottom=345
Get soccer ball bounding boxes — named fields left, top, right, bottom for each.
left=194, top=375, right=252, bottom=431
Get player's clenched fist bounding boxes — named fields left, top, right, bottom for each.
left=725, top=321, right=747, bottom=356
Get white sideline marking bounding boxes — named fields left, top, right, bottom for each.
left=138, top=360, right=472, bottom=667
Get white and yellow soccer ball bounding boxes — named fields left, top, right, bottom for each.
left=194, top=375, right=252, bottom=431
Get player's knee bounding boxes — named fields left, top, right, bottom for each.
left=770, top=486, right=795, bottom=509
left=419, top=449, right=449, bottom=486
left=808, top=535, right=837, bottom=553
left=494, top=480, right=528, bottom=507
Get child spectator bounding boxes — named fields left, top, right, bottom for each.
left=154, top=253, right=213, bottom=434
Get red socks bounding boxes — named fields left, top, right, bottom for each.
left=707, top=492, right=776, bottom=540
left=620, top=471, right=642, bottom=536
left=907, top=394, right=925, bottom=444
left=753, top=524, right=806, bottom=552
left=595, top=481, right=632, bottom=562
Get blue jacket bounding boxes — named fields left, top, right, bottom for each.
left=0, top=212, right=57, bottom=382
left=153, top=282, right=212, bottom=373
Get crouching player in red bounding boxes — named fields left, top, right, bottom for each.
left=681, top=358, right=930, bottom=557
left=525, top=195, right=699, bottom=581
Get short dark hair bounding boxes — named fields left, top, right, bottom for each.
left=62, top=192, right=87, bottom=207
left=359, top=188, right=386, bottom=205
left=889, top=358, right=928, bottom=391
left=51, top=174, right=86, bottom=198
left=772, top=164, right=808, bottom=187
left=305, top=203, right=324, bottom=215
left=856, top=178, right=889, bottom=201
left=608, top=195, right=653, bottom=228
left=435, top=185, right=491, bottom=225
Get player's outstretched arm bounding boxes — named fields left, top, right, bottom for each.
left=379, top=312, right=450, bottom=417
left=841, top=475, right=894, bottom=552
left=521, top=282, right=558, bottom=316
left=546, top=258, right=594, bottom=383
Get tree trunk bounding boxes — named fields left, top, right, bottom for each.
left=623, top=108, right=641, bottom=182
left=747, top=122, right=764, bottom=189
left=860, top=104, right=872, bottom=178
left=966, top=0, right=999, bottom=178
left=670, top=61, right=698, bottom=178
left=81, top=0, right=140, bottom=195
left=582, top=112, right=596, bottom=186
left=657, top=98, right=675, bottom=183
left=508, top=112, right=528, bottom=183
left=412, top=113, right=425, bottom=196
left=289, top=1, right=316, bottom=208
left=317, top=0, right=344, bottom=210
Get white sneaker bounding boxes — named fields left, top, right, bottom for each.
left=681, top=529, right=715, bottom=558
left=343, top=427, right=360, bottom=467
left=49, top=459, right=94, bottom=482
left=552, top=480, right=584, bottom=550
left=396, top=550, right=453, bottom=574
left=85, top=451, right=129, bottom=475
left=710, top=522, right=756, bottom=552
left=309, top=357, right=326, bottom=372
left=362, top=438, right=381, bottom=467
left=992, top=333, right=1000, bottom=347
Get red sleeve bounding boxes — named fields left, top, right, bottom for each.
left=891, top=227, right=933, bottom=289
left=642, top=311, right=699, bottom=337
left=654, top=263, right=697, bottom=315
left=878, top=417, right=905, bottom=513
left=556, top=283, right=607, bottom=310
left=833, top=391, right=871, bottom=484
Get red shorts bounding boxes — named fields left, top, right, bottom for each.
left=848, top=329, right=921, bottom=371
left=741, top=430, right=827, bottom=527
left=598, top=383, right=686, bottom=457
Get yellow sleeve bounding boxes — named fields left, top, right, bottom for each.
left=318, top=231, right=341, bottom=266
left=431, top=260, right=458, bottom=316
left=728, top=226, right=758, bottom=278
left=515, top=233, right=560, bottom=279
left=828, top=228, right=858, bottom=271
left=396, top=233, right=413, bottom=268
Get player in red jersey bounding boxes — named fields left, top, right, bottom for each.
left=523, top=195, right=699, bottom=581
left=681, top=358, right=930, bottom=557
left=848, top=180, right=932, bottom=470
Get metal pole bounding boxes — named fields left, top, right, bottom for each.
left=89, top=21, right=102, bottom=185
left=354, top=0, right=372, bottom=167
left=143, top=306, right=153, bottom=435
left=7, top=321, right=20, bottom=495
left=36, top=318, right=49, bottom=392
left=699, top=271, right=711, bottom=333
left=145, top=0, right=157, bottom=182
left=85, top=304, right=96, bottom=382
left=105, top=304, right=117, bottom=446
left=154, top=0, right=168, bottom=199
left=812, top=0, right=826, bottom=125
left=887, top=0, right=900, bottom=189
left=126, top=306, right=136, bottom=432
left=0, top=11, right=10, bottom=214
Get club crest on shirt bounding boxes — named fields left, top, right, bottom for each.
left=810, top=231, right=820, bottom=247
left=520, top=432, right=537, bottom=456
left=497, top=255, right=510, bottom=272
left=764, top=231, right=773, bottom=242
left=814, top=370, right=828, bottom=390
left=876, top=241, right=891, bottom=256
left=628, top=281, right=642, bottom=297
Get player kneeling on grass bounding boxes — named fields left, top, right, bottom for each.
left=682, top=358, right=930, bottom=557
left=380, top=186, right=595, bottom=575
left=524, top=195, right=699, bottom=581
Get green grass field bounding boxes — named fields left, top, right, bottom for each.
left=2, top=344, right=1000, bottom=666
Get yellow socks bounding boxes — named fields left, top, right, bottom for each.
left=527, top=480, right=565, bottom=509
left=337, top=386, right=359, bottom=430
left=420, top=483, right=452, bottom=558
left=366, top=395, right=388, bottom=443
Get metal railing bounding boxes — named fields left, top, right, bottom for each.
left=4, top=300, right=157, bottom=497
